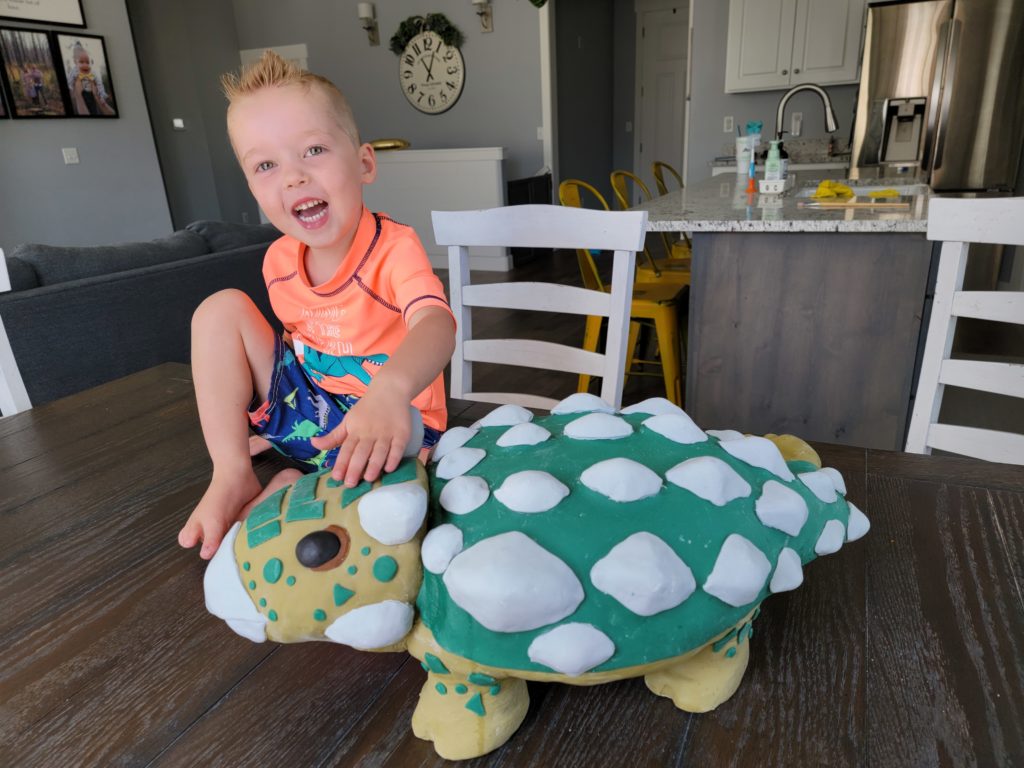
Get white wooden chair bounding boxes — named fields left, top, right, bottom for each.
left=432, top=204, right=647, bottom=411
left=904, top=197, right=1024, bottom=464
left=0, top=248, right=32, bottom=417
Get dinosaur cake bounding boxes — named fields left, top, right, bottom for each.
left=204, top=395, right=869, bottom=760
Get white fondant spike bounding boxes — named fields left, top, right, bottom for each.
left=324, top=600, right=414, bottom=649
left=439, top=475, right=490, bottom=515
left=564, top=412, right=633, bottom=440
left=496, top=422, right=551, bottom=448
left=620, top=397, right=685, bottom=416
left=581, top=458, right=662, bottom=502
left=436, top=447, right=486, bottom=480
left=769, top=547, right=804, bottom=593
left=431, top=426, right=478, bottom=463
left=720, top=436, right=795, bottom=481
left=707, top=429, right=744, bottom=442
left=590, top=532, right=696, bottom=616
left=642, top=413, right=708, bottom=444
left=358, top=481, right=428, bottom=545
left=755, top=480, right=809, bottom=537
left=472, top=403, right=534, bottom=429
left=666, top=456, right=752, bottom=506
left=494, top=470, right=570, bottom=513
left=551, top=392, right=616, bottom=415
left=204, top=522, right=268, bottom=642
left=821, top=466, right=847, bottom=496
left=528, top=623, right=615, bottom=676
left=702, top=534, right=772, bottom=607
left=421, top=524, right=464, bottom=574
left=846, top=502, right=870, bottom=541
left=443, top=532, right=584, bottom=632
left=815, top=519, right=846, bottom=555
left=799, top=470, right=839, bottom=503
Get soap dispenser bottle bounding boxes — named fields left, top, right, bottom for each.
left=764, top=140, right=783, bottom=182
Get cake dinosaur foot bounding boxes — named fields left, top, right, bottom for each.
left=644, top=612, right=757, bottom=713
left=411, top=670, right=529, bottom=760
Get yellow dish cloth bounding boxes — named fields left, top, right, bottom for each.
left=867, top=188, right=900, bottom=199
left=811, top=180, right=854, bottom=199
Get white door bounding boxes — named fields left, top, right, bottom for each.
left=635, top=1, right=689, bottom=203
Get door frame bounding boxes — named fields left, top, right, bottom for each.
left=633, top=0, right=692, bottom=185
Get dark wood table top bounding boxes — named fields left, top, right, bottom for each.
left=2, top=363, right=1021, bottom=767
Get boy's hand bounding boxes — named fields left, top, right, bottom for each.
left=311, top=384, right=411, bottom=487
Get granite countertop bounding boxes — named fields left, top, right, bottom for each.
left=634, top=174, right=930, bottom=234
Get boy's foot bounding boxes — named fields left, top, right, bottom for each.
left=179, top=469, right=263, bottom=560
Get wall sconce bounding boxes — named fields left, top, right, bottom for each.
left=357, top=3, right=379, bottom=46
left=472, top=0, right=493, bottom=33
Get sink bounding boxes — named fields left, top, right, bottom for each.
left=795, top=182, right=929, bottom=198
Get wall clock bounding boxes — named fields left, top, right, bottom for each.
left=398, top=30, right=464, bottom=115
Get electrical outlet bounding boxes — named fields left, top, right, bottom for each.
left=791, top=112, right=803, bottom=137
left=62, top=147, right=79, bottom=165
left=723, top=116, right=734, bottom=134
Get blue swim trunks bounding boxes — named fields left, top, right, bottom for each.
left=248, top=335, right=441, bottom=471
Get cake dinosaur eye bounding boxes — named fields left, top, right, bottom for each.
left=296, top=526, right=350, bottom=571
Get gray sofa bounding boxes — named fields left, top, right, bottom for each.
left=0, top=220, right=281, bottom=409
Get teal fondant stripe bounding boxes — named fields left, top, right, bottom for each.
left=285, top=500, right=326, bottom=522
left=248, top=520, right=282, bottom=548
left=342, top=480, right=374, bottom=507
left=291, top=471, right=321, bottom=502
left=381, top=458, right=418, bottom=486
left=246, top=487, right=286, bottom=530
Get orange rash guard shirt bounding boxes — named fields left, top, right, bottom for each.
left=262, top=207, right=452, bottom=432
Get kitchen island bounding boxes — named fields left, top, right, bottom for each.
left=634, top=174, right=934, bottom=450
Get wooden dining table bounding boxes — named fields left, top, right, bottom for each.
left=1, top=363, right=1021, bottom=767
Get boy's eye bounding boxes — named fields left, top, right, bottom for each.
left=255, top=161, right=275, bottom=173
left=305, top=145, right=326, bottom=157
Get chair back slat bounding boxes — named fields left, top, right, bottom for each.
left=905, top=196, right=1024, bottom=464
left=435, top=205, right=645, bottom=410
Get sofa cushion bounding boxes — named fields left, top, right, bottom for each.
left=186, top=220, right=280, bottom=253
left=10, top=229, right=211, bottom=286
left=3, top=255, right=40, bottom=291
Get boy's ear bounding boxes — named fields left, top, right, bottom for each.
left=359, top=144, right=377, bottom=184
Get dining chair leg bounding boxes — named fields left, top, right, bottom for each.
left=578, top=313, right=604, bottom=393
left=653, top=305, right=682, bottom=405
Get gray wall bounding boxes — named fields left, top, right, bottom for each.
left=128, top=0, right=254, bottom=228
left=687, top=0, right=858, bottom=183
left=231, top=0, right=546, bottom=184
left=0, top=0, right=172, bottom=252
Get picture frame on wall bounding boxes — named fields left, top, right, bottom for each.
left=55, top=33, right=117, bottom=117
left=0, top=27, right=68, bottom=118
left=0, top=0, right=85, bottom=28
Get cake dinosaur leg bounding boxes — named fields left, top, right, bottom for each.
left=411, top=670, right=529, bottom=760
left=644, top=610, right=757, bottom=713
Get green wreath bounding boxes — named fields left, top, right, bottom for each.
left=389, top=14, right=465, bottom=55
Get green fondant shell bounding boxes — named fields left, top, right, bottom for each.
left=418, top=410, right=851, bottom=674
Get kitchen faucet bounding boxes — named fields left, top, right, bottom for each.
left=775, top=84, right=838, bottom=141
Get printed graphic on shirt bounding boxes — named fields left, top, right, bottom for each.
left=300, top=347, right=389, bottom=386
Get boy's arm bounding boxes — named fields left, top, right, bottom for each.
left=310, top=305, right=455, bottom=486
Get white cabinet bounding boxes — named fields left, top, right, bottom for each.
left=725, top=0, right=866, bottom=93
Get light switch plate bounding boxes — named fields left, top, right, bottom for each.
left=62, top=147, right=79, bottom=165
left=723, top=116, right=734, bottom=134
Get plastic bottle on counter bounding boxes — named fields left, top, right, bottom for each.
left=761, top=139, right=789, bottom=179
left=764, top=140, right=783, bottom=182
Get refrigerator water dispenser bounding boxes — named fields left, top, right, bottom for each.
left=880, top=97, right=927, bottom=164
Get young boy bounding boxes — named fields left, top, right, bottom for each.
left=179, top=51, right=455, bottom=560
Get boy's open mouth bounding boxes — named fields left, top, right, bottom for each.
left=293, top=198, right=328, bottom=228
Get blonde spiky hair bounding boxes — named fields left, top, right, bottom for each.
left=222, top=50, right=360, bottom=144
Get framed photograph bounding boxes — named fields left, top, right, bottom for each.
left=0, top=0, right=85, bottom=28
left=0, top=27, right=67, bottom=117
left=55, top=33, right=116, bottom=117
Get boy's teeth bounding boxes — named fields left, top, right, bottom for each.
left=294, top=199, right=325, bottom=212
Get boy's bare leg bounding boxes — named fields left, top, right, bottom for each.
left=179, top=289, right=277, bottom=559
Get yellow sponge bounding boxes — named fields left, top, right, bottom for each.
left=811, top=180, right=854, bottom=199
left=867, top=188, right=900, bottom=199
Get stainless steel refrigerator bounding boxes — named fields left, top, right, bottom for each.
left=850, top=0, right=1024, bottom=192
